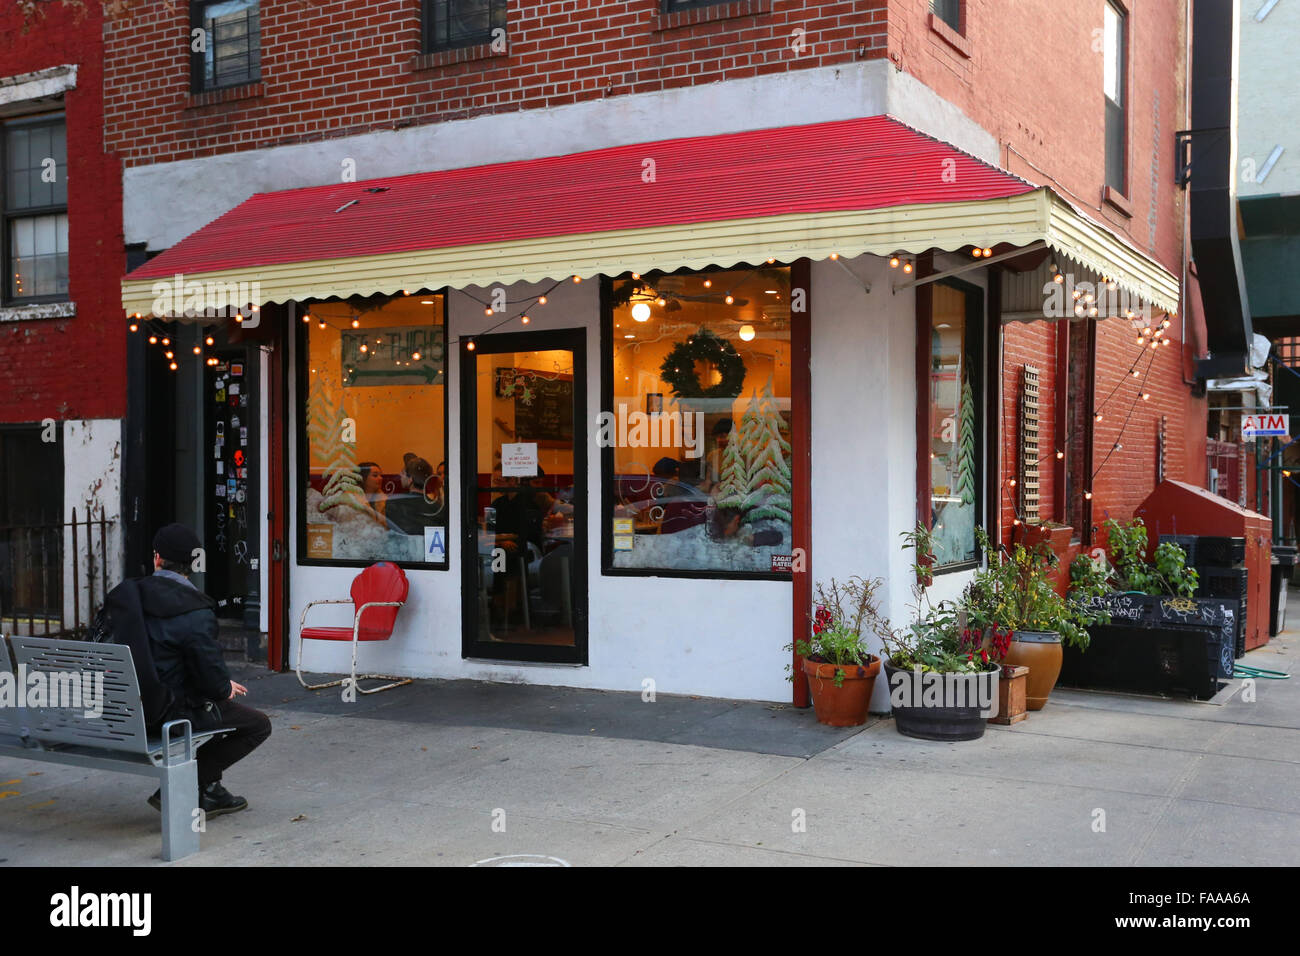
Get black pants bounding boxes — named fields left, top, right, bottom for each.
left=194, top=700, right=272, bottom=786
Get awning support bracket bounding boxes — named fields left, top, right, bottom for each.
left=892, top=240, right=1047, bottom=293
left=833, top=257, right=871, bottom=294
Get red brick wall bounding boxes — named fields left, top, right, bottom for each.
left=0, top=2, right=126, bottom=422
left=889, top=0, right=1188, bottom=277
left=104, top=0, right=889, bottom=166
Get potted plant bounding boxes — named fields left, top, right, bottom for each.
left=966, top=528, right=1095, bottom=711
left=877, top=527, right=1000, bottom=740
left=788, top=577, right=884, bottom=727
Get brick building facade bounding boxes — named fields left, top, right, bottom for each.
left=100, top=0, right=1207, bottom=701
left=1, top=0, right=125, bottom=635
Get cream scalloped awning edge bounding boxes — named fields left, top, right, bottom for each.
left=122, top=187, right=1179, bottom=318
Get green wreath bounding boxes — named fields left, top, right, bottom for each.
left=660, top=329, right=747, bottom=399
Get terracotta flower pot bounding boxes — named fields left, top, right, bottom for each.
left=1003, top=631, right=1063, bottom=710
left=802, top=655, right=880, bottom=727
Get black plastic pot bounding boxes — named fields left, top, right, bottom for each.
left=882, top=660, right=999, bottom=741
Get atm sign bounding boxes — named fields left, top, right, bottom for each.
left=1242, top=414, right=1288, bottom=438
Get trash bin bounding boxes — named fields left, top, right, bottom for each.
left=1270, top=545, right=1297, bottom=636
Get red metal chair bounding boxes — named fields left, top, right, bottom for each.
left=296, top=562, right=412, bottom=694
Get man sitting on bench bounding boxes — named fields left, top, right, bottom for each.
left=133, top=523, right=272, bottom=817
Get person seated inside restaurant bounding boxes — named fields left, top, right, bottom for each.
left=385, top=456, right=446, bottom=534
left=699, top=418, right=734, bottom=494
left=358, top=461, right=388, bottom=525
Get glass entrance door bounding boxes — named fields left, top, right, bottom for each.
left=460, top=328, right=586, bottom=664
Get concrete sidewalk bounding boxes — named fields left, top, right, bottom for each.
left=2, top=620, right=1297, bottom=866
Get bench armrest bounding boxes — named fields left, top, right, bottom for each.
left=161, top=718, right=195, bottom=767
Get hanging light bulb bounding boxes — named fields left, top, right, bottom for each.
left=1013, top=517, right=1021, bottom=526
left=359, top=343, right=368, bottom=353
left=631, top=302, right=651, bottom=322
left=1053, top=273, right=1065, bottom=284
left=169, top=361, right=178, bottom=371
left=724, top=295, right=735, bottom=305
left=766, top=257, right=776, bottom=264
left=889, top=257, right=900, bottom=269
left=484, top=307, right=494, bottom=316
left=161, top=338, right=170, bottom=346
left=572, top=275, right=582, bottom=283
left=165, top=350, right=174, bottom=359
left=1142, top=327, right=1152, bottom=336
left=412, top=351, right=421, bottom=361
left=982, top=247, right=992, bottom=257
left=1088, top=306, right=1098, bottom=316
left=631, top=273, right=640, bottom=280
left=1132, top=369, right=1140, bottom=377
left=521, top=315, right=530, bottom=324
left=972, top=248, right=983, bottom=258
left=1075, top=305, right=1086, bottom=317
left=129, top=322, right=138, bottom=333
left=302, top=312, right=311, bottom=323
left=1142, top=392, right=1151, bottom=401
left=318, top=319, right=326, bottom=329
left=1072, top=290, right=1082, bottom=300
left=148, top=335, right=158, bottom=344
left=903, top=262, right=913, bottom=274
left=538, top=295, right=548, bottom=305
left=703, top=279, right=712, bottom=288
left=656, top=297, right=667, bottom=306
left=1137, top=336, right=1145, bottom=345
left=351, top=318, right=359, bottom=328
left=206, top=336, right=214, bottom=345
left=1056, top=450, right=1065, bottom=459
left=1095, top=412, right=1103, bottom=422
left=828, top=253, right=839, bottom=261
left=738, top=324, right=755, bottom=342
left=466, top=339, right=476, bottom=351
left=1084, top=490, right=1093, bottom=500
left=1008, top=477, right=1017, bottom=487
left=192, top=345, right=201, bottom=354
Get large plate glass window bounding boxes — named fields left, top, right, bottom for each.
left=300, top=293, right=449, bottom=567
left=604, top=266, right=795, bottom=576
left=3, top=114, right=67, bottom=304
left=192, top=0, right=261, bottom=92
left=928, top=281, right=983, bottom=568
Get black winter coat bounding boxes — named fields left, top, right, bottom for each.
left=136, top=574, right=232, bottom=711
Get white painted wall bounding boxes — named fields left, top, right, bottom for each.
left=122, top=59, right=999, bottom=250
left=61, top=419, right=122, bottom=629
left=1238, top=1, right=1300, bottom=198
left=286, top=253, right=975, bottom=702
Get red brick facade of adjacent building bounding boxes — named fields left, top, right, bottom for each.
left=896, top=0, right=1210, bottom=542
left=104, top=0, right=889, bottom=166
left=0, top=2, right=125, bottom=423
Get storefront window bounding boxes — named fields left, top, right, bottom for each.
left=605, top=266, right=795, bottom=575
left=301, top=294, right=448, bottom=566
left=929, top=282, right=982, bottom=567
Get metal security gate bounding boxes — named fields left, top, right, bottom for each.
left=0, top=507, right=113, bottom=637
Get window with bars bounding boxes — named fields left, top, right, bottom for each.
left=1274, top=337, right=1300, bottom=367
left=191, top=0, right=261, bottom=92
left=424, top=0, right=508, bottom=52
left=2, top=113, right=68, bottom=305
left=931, top=0, right=962, bottom=32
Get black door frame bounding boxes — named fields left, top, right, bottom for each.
left=458, top=327, right=588, bottom=665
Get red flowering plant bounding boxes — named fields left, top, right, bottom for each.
left=787, top=576, right=887, bottom=688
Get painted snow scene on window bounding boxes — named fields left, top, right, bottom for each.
left=613, top=382, right=792, bottom=572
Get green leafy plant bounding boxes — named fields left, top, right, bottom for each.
left=878, top=525, right=998, bottom=674
left=787, top=577, right=884, bottom=688
left=960, top=528, right=1091, bottom=651
left=1069, top=553, right=1114, bottom=629
left=1102, top=518, right=1198, bottom=597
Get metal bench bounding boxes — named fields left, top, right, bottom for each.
left=0, top=635, right=231, bottom=861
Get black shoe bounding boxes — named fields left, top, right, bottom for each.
left=147, top=789, right=161, bottom=812
left=200, top=781, right=248, bottom=817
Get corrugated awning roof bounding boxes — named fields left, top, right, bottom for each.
left=122, top=115, right=1179, bottom=317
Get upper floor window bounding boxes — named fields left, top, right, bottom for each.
left=191, top=0, right=261, bottom=92
left=1103, top=2, right=1127, bottom=193
left=424, top=0, right=508, bottom=52
left=930, top=0, right=962, bottom=32
left=663, top=0, right=726, bottom=9
left=2, top=114, right=68, bottom=304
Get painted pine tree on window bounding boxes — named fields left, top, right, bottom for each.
left=954, top=366, right=976, bottom=506
left=714, top=380, right=793, bottom=525
left=308, top=375, right=369, bottom=516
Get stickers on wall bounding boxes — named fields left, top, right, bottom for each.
left=240, top=427, right=248, bottom=446
left=216, top=460, right=224, bottom=476
left=229, top=383, right=240, bottom=396
left=215, top=484, right=226, bottom=498
left=231, top=363, right=243, bottom=377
